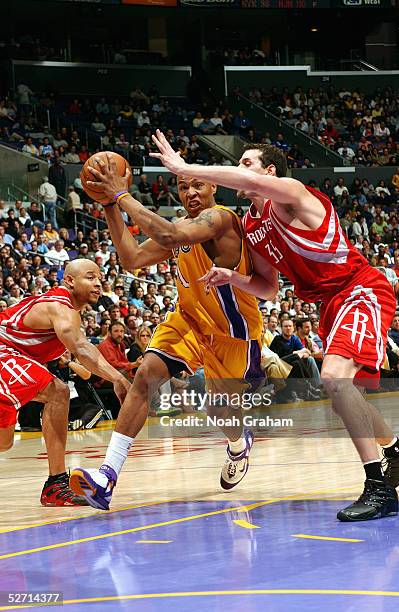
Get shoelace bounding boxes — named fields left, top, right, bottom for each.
left=227, top=463, right=237, bottom=477
left=357, top=482, right=390, bottom=507
left=47, top=479, right=78, bottom=501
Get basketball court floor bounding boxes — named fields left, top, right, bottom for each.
left=1, top=394, right=399, bottom=611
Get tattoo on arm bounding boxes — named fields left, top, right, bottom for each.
left=188, top=211, right=215, bottom=227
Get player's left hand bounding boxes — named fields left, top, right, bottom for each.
left=87, top=154, right=131, bottom=203
left=198, top=267, right=233, bottom=293
left=150, top=129, right=187, bottom=174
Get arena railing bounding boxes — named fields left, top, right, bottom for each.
left=230, top=94, right=345, bottom=168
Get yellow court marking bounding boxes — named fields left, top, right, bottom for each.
left=0, top=501, right=272, bottom=561
left=0, top=486, right=356, bottom=535
left=293, top=534, right=363, bottom=543
left=0, top=488, right=361, bottom=561
left=233, top=519, right=260, bottom=529
left=135, top=540, right=172, bottom=544
left=1, top=589, right=399, bottom=609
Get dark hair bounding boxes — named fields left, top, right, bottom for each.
left=110, top=321, right=125, bottom=332
left=295, top=317, right=311, bottom=329
left=243, top=143, right=287, bottom=177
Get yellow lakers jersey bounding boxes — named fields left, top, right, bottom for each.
left=173, top=206, right=262, bottom=340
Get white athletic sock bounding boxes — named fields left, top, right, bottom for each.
left=228, top=436, right=246, bottom=455
left=381, top=436, right=398, bottom=449
left=101, top=432, right=134, bottom=478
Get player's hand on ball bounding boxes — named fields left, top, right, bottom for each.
left=87, top=153, right=131, bottom=204
left=150, top=129, right=186, bottom=174
left=198, top=267, right=233, bottom=293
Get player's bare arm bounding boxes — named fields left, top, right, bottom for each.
left=103, top=204, right=173, bottom=269
left=199, top=247, right=279, bottom=300
left=150, top=129, right=325, bottom=228
left=86, top=156, right=229, bottom=249
left=48, top=304, right=130, bottom=402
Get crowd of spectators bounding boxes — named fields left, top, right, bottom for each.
left=0, top=84, right=244, bottom=174
left=3, top=82, right=398, bottom=175
left=244, top=84, right=399, bottom=168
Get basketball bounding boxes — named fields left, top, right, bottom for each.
left=80, top=152, right=132, bottom=205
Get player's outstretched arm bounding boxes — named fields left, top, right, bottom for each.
left=199, top=248, right=279, bottom=300
left=50, top=305, right=130, bottom=403
left=103, top=205, right=173, bottom=270
left=150, top=129, right=306, bottom=205
left=87, top=155, right=225, bottom=248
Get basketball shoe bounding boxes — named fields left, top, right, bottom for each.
left=220, top=430, right=254, bottom=490
left=40, top=472, right=89, bottom=507
left=69, top=465, right=117, bottom=510
left=337, top=479, right=398, bottom=522
left=382, top=449, right=399, bottom=488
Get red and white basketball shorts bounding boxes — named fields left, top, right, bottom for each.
left=0, top=345, right=54, bottom=429
left=319, top=270, right=396, bottom=376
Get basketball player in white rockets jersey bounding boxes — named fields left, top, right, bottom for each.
left=150, top=129, right=399, bottom=522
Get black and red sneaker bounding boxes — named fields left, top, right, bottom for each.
left=40, top=472, right=89, bottom=507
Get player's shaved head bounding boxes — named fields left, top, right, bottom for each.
left=64, top=259, right=100, bottom=278
left=63, top=259, right=102, bottom=306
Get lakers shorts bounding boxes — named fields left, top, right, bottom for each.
left=146, top=310, right=264, bottom=393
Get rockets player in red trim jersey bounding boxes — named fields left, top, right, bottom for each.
left=0, top=259, right=129, bottom=506
left=151, top=129, right=399, bottom=522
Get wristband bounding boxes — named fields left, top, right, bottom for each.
left=116, top=192, right=130, bottom=205
left=114, top=190, right=128, bottom=202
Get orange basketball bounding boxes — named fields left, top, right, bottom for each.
left=80, top=152, right=132, bottom=205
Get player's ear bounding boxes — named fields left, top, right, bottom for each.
left=211, top=183, right=217, bottom=195
left=63, top=273, right=74, bottom=290
left=266, top=164, right=277, bottom=176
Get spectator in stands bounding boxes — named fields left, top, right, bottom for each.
left=22, top=136, right=38, bottom=157
left=49, top=158, right=66, bottom=201
left=66, top=185, right=81, bottom=225
left=43, top=222, right=59, bottom=243
left=389, top=314, right=399, bottom=346
left=152, top=175, right=169, bottom=206
left=136, top=174, right=153, bottom=206
left=233, top=110, right=251, bottom=136
left=38, top=137, right=54, bottom=159
left=44, top=239, right=69, bottom=266
left=38, top=176, right=58, bottom=229
left=333, top=177, right=349, bottom=203
left=127, top=324, right=151, bottom=375
left=64, top=145, right=80, bottom=164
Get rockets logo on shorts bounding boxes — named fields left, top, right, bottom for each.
left=0, top=358, right=35, bottom=386
left=341, top=310, right=374, bottom=353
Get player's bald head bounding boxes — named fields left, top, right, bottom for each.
left=64, top=259, right=100, bottom=279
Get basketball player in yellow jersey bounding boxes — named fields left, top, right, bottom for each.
left=70, top=155, right=276, bottom=510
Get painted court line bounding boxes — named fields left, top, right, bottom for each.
left=0, top=489, right=361, bottom=561
left=0, top=501, right=272, bottom=561
left=1, top=589, right=399, bottom=609
left=233, top=519, right=260, bottom=529
left=292, top=534, right=363, bottom=543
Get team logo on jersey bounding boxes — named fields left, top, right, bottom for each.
left=341, top=309, right=374, bottom=352
left=1, top=359, right=35, bottom=386
left=172, top=245, right=191, bottom=256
